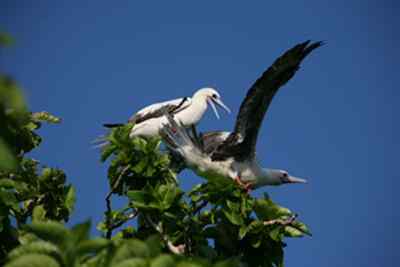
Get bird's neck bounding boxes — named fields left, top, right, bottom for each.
left=180, top=96, right=208, bottom=125
left=257, top=168, right=281, bottom=186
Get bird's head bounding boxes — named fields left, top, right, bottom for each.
left=193, top=87, right=231, bottom=119
left=263, top=169, right=307, bottom=186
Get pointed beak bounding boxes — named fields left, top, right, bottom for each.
left=207, top=98, right=231, bottom=119
left=286, top=175, right=307, bottom=184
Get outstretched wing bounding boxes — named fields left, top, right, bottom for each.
left=200, top=131, right=230, bottom=154
left=211, top=40, right=323, bottom=161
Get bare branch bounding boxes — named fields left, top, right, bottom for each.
left=105, top=165, right=130, bottom=239
left=110, top=209, right=138, bottom=229
left=263, top=214, right=298, bottom=226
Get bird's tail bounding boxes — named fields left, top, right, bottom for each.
left=92, top=123, right=125, bottom=148
left=91, top=134, right=110, bottom=149
left=160, top=112, right=204, bottom=164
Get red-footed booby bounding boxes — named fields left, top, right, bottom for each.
left=103, top=87, right=230, bottom=138
left=160, top=41, right=322, bottom=191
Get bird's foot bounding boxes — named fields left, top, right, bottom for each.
left=234, top=176, right=253, bottom=193
left=243, top=182, right=253, bottom=194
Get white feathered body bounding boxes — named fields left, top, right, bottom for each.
left=163, top=120, right=272, bottom=188
left=130, top=97, right=208, bottom=138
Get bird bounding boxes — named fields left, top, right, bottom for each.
left=103, top=87, right=231, bottom=138
left=160, top=40, right=323, bottom=191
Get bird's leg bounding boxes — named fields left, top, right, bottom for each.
left=234, top=175, right=243, bottom=186
left=190, top=125, right=203, bottom=150
left=234, top=175, right=253, bottom=194
left=243, top=182, right=253, bottom=194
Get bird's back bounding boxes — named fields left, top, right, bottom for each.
left=129, top=97, right=191, bottom=124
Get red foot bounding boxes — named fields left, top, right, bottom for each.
left=234, top=176, right=253, bottom=194
left=244, top=182, right=253, bottom=194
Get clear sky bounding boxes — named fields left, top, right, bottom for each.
left=1, top=1, right=398, bottom=266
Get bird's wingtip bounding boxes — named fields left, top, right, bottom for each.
left=103, top=123, right=124, bottom=128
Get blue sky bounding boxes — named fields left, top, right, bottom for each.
left=1, top=1, right=398, bottom=266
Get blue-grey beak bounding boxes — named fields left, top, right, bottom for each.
left=285, top=175, right=307, bottom=184
left=207, top=98, right=231, bottom=119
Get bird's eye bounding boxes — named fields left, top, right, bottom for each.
left=212, top=93, right=218, bottom=98
left=283, top=173, right=288, bottom=177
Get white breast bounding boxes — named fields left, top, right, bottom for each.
left=232, top=159, right=264, bottom=184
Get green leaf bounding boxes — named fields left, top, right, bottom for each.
left=114, top=258, right=148, bottom=267
left=238, top=226, right=247, bottom=240
left=132, top=159, right=147, bottom=173
left=132, top=137, right=147, bottom=151
left=101, top=144, right=116, bottom=162
left=213, top=258, right=241, bottom=267
left=283, top=226, right=304, bottom=238
left=31, top=112, right=61, bottom=124
left=226, top=200, right=239, bottom=212
left=145, top=235, right=162, bottom=257
left=0, top=76, right=26, bottom=113
left=77, top=238, right=110, bottom=255
left=65, top=186, right=76, bottom=213
left=25, top=222, right=69, bottom=246
left=0, top=139, right=17, bottom=171
left=127, top=190, right=153, bottom=209
left=5, top=254, right=61, bottom=267
left=8, top=241, right=61, bottom=262
left=222, top=209, right=244, bottom=226
left=111, top=240, right=150, bottom=265
left=71, top=220, right=91, bottom=243
left=32, top=205, right=46, bottom=222
left=254, top=198, right=292, bottom=221
left=150, top=255, right=175, bottom=267
left=176, top=261, right=204, bottom=267
left=0, top=190, right=19, bottom=211
left=250, top=237, right=262, bottom=248
left=291, top=220, right=312, bottom=236
left=269, top=227, right=283, bottom=242
left=159, top=184, right=180, bottom=210
left=0, top=178, right=16, bottom=189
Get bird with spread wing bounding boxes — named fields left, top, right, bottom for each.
left=160, top=40, right=323, bottom=191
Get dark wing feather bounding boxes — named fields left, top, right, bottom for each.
left=211, top=41, right=323, bottom=161
left=129, top=97, right=189, bottom=124
left=200, top=131, right=230, bottom=154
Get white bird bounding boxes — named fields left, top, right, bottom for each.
left=160, top=41, right=323, bottom=191
left=103, top=87, right=231, bottom=138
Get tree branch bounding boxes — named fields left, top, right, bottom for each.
left=192, top=200, right=208, bottom=215
left=110, top=209, right=138, bottom=230
left=263, top=214, right=298, bottom=226
left=105, top=165, right=130, bottom=239
left=144, top=214, right=185, bottom=255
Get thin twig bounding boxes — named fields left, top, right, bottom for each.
left=144, top=214, right=185, bottom=255
left=110, top=209, right=139, bottom=229
left=192, top=200, right=208, bottom=215
left=105, top=165, right=130, bottom=239
left=263, top=214, right=298, bottom=226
